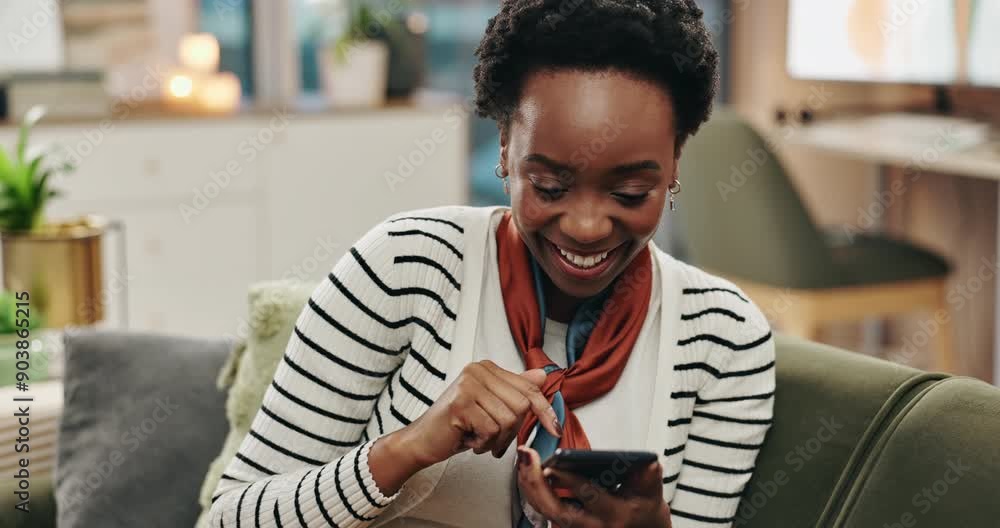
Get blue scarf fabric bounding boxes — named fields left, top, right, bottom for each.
left=516, top=257, right=612, bottom=527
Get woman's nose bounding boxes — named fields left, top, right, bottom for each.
left=559, top=206, right=613, bottom=246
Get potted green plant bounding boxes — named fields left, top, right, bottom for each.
left=317, top=0, right=393, bottom=107
left=0, top=105, right=106, bottom=328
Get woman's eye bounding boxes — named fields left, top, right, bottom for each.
left=534, top=185, right=565, bottom=200
left=614, top=192, right=649, bottom=206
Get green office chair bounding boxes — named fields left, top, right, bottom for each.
left=676, top=107, right=954, bottom=371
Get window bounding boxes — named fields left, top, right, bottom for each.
left=198, top=0, right=255, bottom=96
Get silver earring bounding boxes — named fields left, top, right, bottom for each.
left=495, top=163, right=510, bottom=195
left=668, top=179, right=681, bottom=211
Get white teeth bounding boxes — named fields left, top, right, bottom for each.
left=557, top=246, right=611, bottom=269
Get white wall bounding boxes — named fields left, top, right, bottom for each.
left=0, top=1, right=65, bottom=74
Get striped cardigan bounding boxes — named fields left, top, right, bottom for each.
left=209, top=205, right=775, bottom=527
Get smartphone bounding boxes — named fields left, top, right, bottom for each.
left=540, top=448, right=658, bottom=491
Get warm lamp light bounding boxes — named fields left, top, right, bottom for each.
left=196, top=72, right=241, bottom=113
left=163, top=69, right=201, bottom=112
left=179, top=33, right=220, bottom=73
left=167, top=74, right=195, bottom=99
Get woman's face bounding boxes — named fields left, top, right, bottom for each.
left=501, top=69, right=679, bottom=299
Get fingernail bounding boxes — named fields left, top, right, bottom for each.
left=518, top=450, right=530, bottom=468
left=553, top=418, right=563, bottom=437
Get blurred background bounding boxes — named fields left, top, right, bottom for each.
left=0, top=0, right=999, bottom=525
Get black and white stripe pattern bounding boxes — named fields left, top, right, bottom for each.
left=663, top=269, right=775, bottom=527
left=208, top=206, right=774, bottom=528
left=209, top=211, right=463, bottom=528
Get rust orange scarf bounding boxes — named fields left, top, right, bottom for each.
left=496, top=211, right=653, bottom=454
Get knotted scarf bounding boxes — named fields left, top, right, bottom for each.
left=496, top=211, right=652, bottom=524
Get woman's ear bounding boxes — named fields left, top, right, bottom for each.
left=499, top=125, right=510, bottom=173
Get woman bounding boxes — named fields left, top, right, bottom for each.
left=210, top=0, right=774, bottom=526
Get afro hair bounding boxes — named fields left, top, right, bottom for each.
left=473, top=0, right=720, bottom=146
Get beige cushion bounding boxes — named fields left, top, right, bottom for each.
left=195, top=279, right=315, bottom=527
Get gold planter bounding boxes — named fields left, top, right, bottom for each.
left=0, top=216, right=106, bottom=327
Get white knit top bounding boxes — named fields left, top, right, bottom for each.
left=209, top=205, right=775, bottom=528
left=397, top=208, right=662, bottom=527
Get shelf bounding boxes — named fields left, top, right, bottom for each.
left=62, top=3, right=149, bottom=30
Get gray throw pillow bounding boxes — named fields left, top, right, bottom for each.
left=56, top=330, right=234, bottom=528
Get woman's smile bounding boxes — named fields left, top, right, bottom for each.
left=501, top=69, right=674, bottom=302
left=542, top=237, right=628, bottom=282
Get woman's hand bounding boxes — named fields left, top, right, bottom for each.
left=516, top=446, right=672, bottom=528
left=395, top=360, right=561, bottom=467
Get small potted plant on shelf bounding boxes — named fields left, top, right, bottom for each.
left=317, top=0, right=394, bottom=108
left=0, top=105, right=106, bottom=328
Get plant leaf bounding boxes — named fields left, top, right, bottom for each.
left=26, top=155, right=43, bottom=183
left=8, top=164, right=31, bottom=205
left=32, top=168, right=51, bottom=209
left=0, top=147, right=13, bottom=186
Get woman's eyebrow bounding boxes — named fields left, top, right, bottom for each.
left=523, top=153, right=576, bottom=176
left=524, top=154, right=661, bottom=176
left=609, top=160, right=661, bottom=175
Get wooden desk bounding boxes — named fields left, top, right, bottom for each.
left=775, top=115, right=1000, bottom=383
left=777, top=116, right=1000, bottom=181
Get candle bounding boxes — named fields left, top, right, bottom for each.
left=196, top=72, right=241, bottom=114
left=166, top=73, right=195, bottom=99
left=163, top=69, right=198, bottom=111
left=179, top=33, right=220, bottom=73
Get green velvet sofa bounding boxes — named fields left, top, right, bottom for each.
left=5, top=333, right=998, bottom=527
left=736, top=335, right=999, bottom=527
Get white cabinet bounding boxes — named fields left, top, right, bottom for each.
left=0, top=105, right=469, bottom=338
left=28, top=121, right=264, bottom=203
